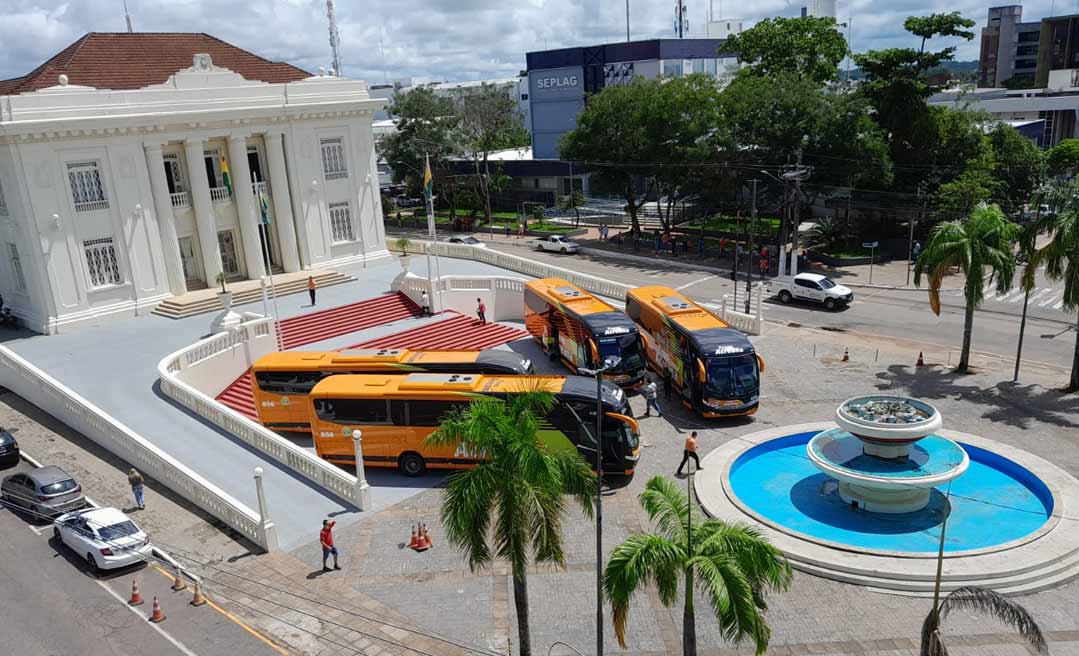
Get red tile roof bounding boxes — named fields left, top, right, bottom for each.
left=0, top=32, right=311, bottom=96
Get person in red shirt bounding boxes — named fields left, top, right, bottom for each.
left=320, top=519, right=340, bottom=571
left=476, top=298, right=487, bottom=324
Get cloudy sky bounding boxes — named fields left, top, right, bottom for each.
left=0, top=0, right=1068, bottom=85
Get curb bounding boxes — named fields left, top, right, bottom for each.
left=19, top=449, right=45, bottom=469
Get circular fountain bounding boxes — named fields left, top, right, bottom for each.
left=806, top=396, right=967, bottom=513
left=693, top=396, right=1079, bottom=595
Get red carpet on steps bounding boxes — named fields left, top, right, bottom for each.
left=277, top=292, right=419, bottom=350
left=215, top=299, right=527, bottom=420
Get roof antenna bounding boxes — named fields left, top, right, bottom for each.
left=326, top=0, right=343, bottom=77
left=123, top=0, right=134, bottom=32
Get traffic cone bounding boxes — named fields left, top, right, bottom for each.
left=190, top=581, right=207, bottom=607
left=916, top=351, right=925, bottom=367
left=148, top=596, right=166, bottom=623
left=128, top=579, right=144, bottom=606
left=408, top=524, right=419, bottom=549
left=171, top=566, right=187, bottom=592
left=413, top=525, right=430, bottom=552
left=421, top=524, right=433, bottom=548
left=842, top=348, right=849, bottom=362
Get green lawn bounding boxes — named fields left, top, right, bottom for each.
left=686, top=215, right=781, bottom=235
left=529, top=222, right=576, bottom=234
left=818, top=246, right=880, bottom=258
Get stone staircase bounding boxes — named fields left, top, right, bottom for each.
left=152, top=270, right=354, bottom=319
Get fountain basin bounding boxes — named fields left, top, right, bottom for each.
left=835, top=395, right=942, bottom=458
left=806, top=428, right=970, bottom=513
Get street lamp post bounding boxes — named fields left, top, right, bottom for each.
left=746, top=179, right=759, bottom=314
left=578, top=355, right=622, bottom=656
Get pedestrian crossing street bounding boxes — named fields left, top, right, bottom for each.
left=969, top=281, right=1069, bottom=311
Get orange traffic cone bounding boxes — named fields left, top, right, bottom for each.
left=408, top=524, right=419, bottom=549
left=190, top=581, right=207, bottom=607
left=916, top=351, right=925, bottom=367
left=171, top=566, right=187, bottom=592
left=842, top=348, right=849, bottom=362
left=148, top=596, right=166, bottom=623
left=421, top=524, right=434, bottom=548
left=128, top=579, right=144, bottom=606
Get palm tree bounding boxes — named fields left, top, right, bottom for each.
left=921, top=586, right=1047, bottom=656
left=604, top=476, right=792, bottom=656
left=914, top=203, right=1020, bottom=373
left=426, top=392, right=595, bottom=656
left=1031, top=180, right=1079, bottom=390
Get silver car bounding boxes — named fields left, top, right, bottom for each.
left=1, top=465, right=86, bottom=519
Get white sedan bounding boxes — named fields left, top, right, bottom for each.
left=532, top=235, right=580, bottom=254
left=53, top=506, right=153, bottom=571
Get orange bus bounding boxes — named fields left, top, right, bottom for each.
left=250, top=348, right=533, bottom=431
left=625, top=286, right=763, bottom=418
left=307, top=373, right=640, bottom=477
left=523, top=278, right=647, bottom=387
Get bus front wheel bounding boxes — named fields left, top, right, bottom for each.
left=399, top=452, right=426, bottom=477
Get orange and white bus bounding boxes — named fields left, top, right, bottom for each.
left=307, top=373, right=640, bottom=477
left=523, top=278, right=647, bottom=387
left=250, top=348, right=533, bottom=431
left=625, top=286, right=763, bottom=418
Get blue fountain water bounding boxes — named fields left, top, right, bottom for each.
left=809, top=428, right=967, bottom=479
left=729, top=431, right=1053, bottom=553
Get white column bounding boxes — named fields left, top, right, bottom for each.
left=183, top=139, right=222, bottom=284
left=263, top=132, right=301, bottom=272
left=226, top=133, right=265, bottom=280
left=143, top=144, right=187, bottom=295
left=351, top=430, right=372, bottom=510
left=252, top=467, right=279, bottom=551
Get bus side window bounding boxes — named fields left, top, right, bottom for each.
left=331, top=399, right=390, bottom=425
left=314, top=399, right=335, bottom=421
left=408, top=400, right=469, bottom=426
left=390, top=401, right=408, bottom=426
left=625, top=296, right=640, bottom=321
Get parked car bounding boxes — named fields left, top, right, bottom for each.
left=53, top=506, right=152, bottom=571
left=532, top=235, right=580, bottom=254
left=767, top=272, right=854, bottom=310
left=0, top=429, right=19, bottom=467
left=447, top=236, right=486, bottom=248
left=1, top=465, right=85, bottom=518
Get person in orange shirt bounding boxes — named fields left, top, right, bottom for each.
left=676, top=431, right=701, bottom=475
left=307, top=276, right=316, bottom=306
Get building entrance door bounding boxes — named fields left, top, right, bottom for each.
left=178, top=236, right=203, bottom=288
left=217, top=230, right=242, bottom=279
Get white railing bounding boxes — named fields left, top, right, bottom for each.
left=717, top=295, right=764, bottom=336
left=0, top=345, right=274, bottom=550
left=157, top=315, right=367, bottom=509
left=210, top=186, right=232, bottom=204
left=170, top=191, right=191, bottom=209
left=393, top=271, right=525, bottom=322
left=74, top=199, right=109, bottom=213
left=251, top=181, right=270, bottom=197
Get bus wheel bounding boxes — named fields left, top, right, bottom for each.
left=399, top=452, right=426, bottom=477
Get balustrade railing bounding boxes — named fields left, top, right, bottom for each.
left=170, top=191, right=191, bottom=209
left=209, top=186, right=232, bottom=204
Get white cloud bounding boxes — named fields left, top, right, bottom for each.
left=0, top=0, right=1063, bottom=85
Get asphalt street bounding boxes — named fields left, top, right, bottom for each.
left=0, top=459, right=286, bottom=656
left=482, top=237, right=1077, bottom=377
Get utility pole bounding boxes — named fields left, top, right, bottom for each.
left=778, top=155, right=811, bottom=278
left=626, top=0, right=631, bottom=41
left=326, top=0, right=343, bottom=76
left=123, top=0, right=134, bottom=32
left=746, top=179, right=759, bottom=313
left=675, top=0, right=688, bottom=38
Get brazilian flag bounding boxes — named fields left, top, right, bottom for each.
left=220, top=153, right=233, bottom=195
left=422, top=155, right=433, bottom=201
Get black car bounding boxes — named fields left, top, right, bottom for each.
left=0, top=429, right=18, bottom=467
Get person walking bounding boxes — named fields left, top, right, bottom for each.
left=642, top=377, right=662, bottom=418
left=320, top=519, right=340, bottom=571
left=476, top=298, right=487, bottom=324
left=662, top=369, right=673, bottom=401
left=504, top=224, right=511, bottom=239
left=676, top=431, right=702, bottom=475
left=912, top=241, right=922, bottom=262
left=517, top=222, right=524, bottom=239
left=307, top=276, right=317, bottom=306
left=128, top=468, right=145, bottom=510
left=420, top=290, right=431, bottom=317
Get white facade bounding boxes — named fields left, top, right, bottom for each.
left=0, top=54, right=388, bottom=333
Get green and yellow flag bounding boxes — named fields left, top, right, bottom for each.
left=220, top=153, right=233, bottom=195
left=422, top=154, right=433, bottom=201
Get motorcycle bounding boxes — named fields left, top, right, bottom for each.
left=1015, top=250, right=1029, bottom=266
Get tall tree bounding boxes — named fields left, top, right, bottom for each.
left=426, top=392, right=595, bottom=656
left=914, top=204, right=1020, bottom=372
left=921, top=587, right=1047, bottom=656
left=378, top=86, right=458, bottom=196
left=1046, top=138, right=1079, bottom=177
left=561, top=78, right=665, bottom=234
left=605, top=476, right=792, bottom=656
left=1030, top=180, right=1079, bottom=390
left=718, top=16, right=848, bottom=85
left=454, top=83, right=530, bottom=221
left=987, top=124, right=1045, bottom=215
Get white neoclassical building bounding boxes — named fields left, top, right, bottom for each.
left=0, top=33, right=388, bottom=333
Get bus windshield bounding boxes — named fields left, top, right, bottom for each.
left=705, top=355, right=759, bottom=398
left=597, top=334, right=645, bottom=371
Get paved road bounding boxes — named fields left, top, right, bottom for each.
left=0, top=460, right=286, bottom=656
left=482, top=238, right=1077, bottom=376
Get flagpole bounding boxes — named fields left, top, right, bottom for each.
left=254, top=171, right=283, bottom=349
left=424, top=153, right=442, bottom=314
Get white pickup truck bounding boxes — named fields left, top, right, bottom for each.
left=766, top=272, right=854, bottom=310
left=532, top=235, right=581, bottom=254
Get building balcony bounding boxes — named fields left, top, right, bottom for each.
left=210, top=186, right=232, bottom=204
left=170, top=191, right=191, bottom=209
left=73, top=199, right=109, bottom=213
